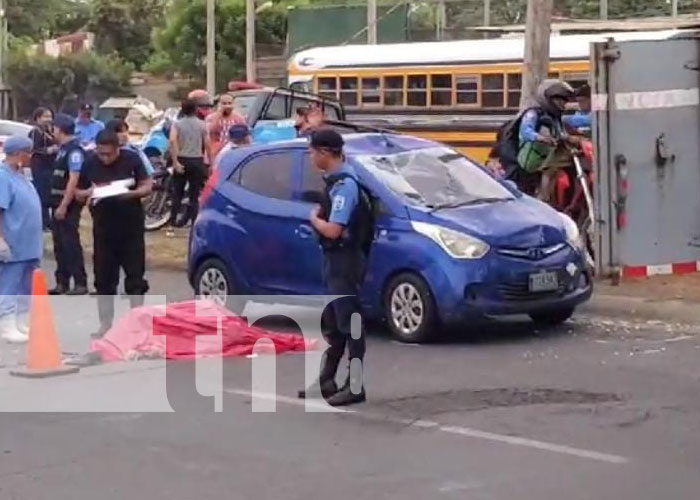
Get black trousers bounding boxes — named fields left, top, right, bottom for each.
left=93, top=206, right=149, bottom=328
left=319, top=247, right=367, bottom=384
left=51, top=202, right=87, bottom=288
left=171, top=157, right=206, bottom=226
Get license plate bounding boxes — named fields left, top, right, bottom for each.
left=529, top=271, right=559, bottom=292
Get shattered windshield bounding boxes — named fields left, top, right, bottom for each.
left=356, top=147, right=514, bottom=209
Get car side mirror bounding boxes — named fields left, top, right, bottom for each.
left=300, top=190, right=324, bottom=204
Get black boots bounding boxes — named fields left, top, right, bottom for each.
left=298, top=355, right=366, bottom=407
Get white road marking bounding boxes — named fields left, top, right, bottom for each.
left=225, top=389, right=629, bottom=465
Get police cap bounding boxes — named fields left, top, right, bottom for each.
left=54, top=113, right=76, bottom=135
left=310, top=128, right=344, bottom=154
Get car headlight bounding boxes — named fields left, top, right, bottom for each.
left=412, top=221, right=489, bottom=259
left=558, top=212, right=582, bottom=249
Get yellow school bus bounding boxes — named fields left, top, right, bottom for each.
left=288, top=29, right=683, bottom=163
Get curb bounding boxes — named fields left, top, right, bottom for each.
left=582, top=293, right=700, bottom=326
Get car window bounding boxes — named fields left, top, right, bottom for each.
left=355, top=146, right=514, bottom=209
left=235, top=151, right=297, bottom=200
left=263, top=94, right=342, bottom=121
left=299, top=154, right=326, bottom=204
left=233, top=95, right=257, bottom=120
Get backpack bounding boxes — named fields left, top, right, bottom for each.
left=322, top=173, right=376, bottom=256
left=496, top=107, right=543, bottom=170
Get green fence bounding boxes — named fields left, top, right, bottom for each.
left=288, top=4, right=409, bottom=54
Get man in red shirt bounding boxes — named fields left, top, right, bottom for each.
left=206, top=93, right=246, bottom=159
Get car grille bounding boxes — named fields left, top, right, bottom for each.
left=497, top=243, right=567, bottom=261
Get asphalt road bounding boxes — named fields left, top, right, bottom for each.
left=1, top=265, right=699, bottom=499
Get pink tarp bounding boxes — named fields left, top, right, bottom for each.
left=89, top=300, right=316, bottom=362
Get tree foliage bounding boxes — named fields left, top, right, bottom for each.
left=6, top=0, right=91, bottom=40
left=6, top=51, right=133, bottom=118
left=88, top=0, right=167, bottom=69
left=147, top=0, right=286, bottom=89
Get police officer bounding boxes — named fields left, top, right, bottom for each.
left=76, top=130, right=153, bottom=338
left=49, top=113, right=88, bottom=296
left=298, top=128, right=370, bottom=407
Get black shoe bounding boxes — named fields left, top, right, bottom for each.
left=326, top=385, right=366, bottom=407
left=66, top=285, right=89, bottom=296
left=91, top=326, right=111, bottom=339
left=297, top=380, right=339, bottom=400
left=49, top=285, right=68, bottom=295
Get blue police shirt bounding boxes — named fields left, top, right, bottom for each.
left=56, top=139, right=85, bottom=173
left=563, top=112, right=592, bottom=130
left=326, top=163, right=359, bottom=226
left=75, top=118, right=105, bottom=146
left=124, top=144, right=154, bottom=176
left=0, top=163, right=43, bottom=262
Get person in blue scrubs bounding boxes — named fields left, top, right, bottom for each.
left=0, top=136, right=43, bottom=345
left=75, top=103, right=105, bottom=148
left=298, top=128, right=369, bottom=407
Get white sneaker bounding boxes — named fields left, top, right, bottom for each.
left=0, top=314, right=29, bottom=344
left=16, top=312, right=30, bottom=336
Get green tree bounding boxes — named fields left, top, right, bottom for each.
left=6, top=0, right=91, bottom=40
left=147, top=0, right=286, bottom=90
left=6, top=50, right=133, bottom=118
left=89, top=0, right=168, bottom=69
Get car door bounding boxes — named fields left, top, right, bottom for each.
left=217, top=148, right=303, bottom=294
left=285, top=153, right=327, bottom=295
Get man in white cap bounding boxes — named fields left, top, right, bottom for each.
left=0, top=136, right=43, bottom=344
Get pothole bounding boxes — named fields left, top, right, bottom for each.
left=375, top=388, right=623, bottom=416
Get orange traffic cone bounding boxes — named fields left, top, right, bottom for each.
left=10, top=269, right=80, bottom=378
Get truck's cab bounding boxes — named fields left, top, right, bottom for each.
left=229, top=87, right=346, bottom=143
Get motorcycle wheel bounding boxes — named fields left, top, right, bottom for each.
left=144, top=188, right=172, bottom=231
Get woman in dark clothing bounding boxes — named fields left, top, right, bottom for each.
left=29, top=107, right=58, bottom=230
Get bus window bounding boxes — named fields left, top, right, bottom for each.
left=318, top=77, right=337, bottom=100
left=564, top=72, right=588, bottom=91
left=548, top=72, right=560, bottom=80
left=407, top=75, right=427, bottom=107
left=456, top=75, right=478, bottom=105
left=507, top=74, right=522, bottom=108
left=384, top=76, right=404, bottom=106
left=339, top=77, right=358, bottom=106
left=431, top=74, right=452, bottom=106
left=362, top=77, right=381, bottom=105
left=482, top=74, right=505, bottom=108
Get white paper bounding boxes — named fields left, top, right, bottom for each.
left=92, top=178, right=135, bottom=200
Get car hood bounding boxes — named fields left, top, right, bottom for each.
left=408, top=197, right=567, bottom=248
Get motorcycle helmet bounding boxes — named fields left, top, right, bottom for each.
left=188, top=89, right=213, bottom=119
left=537, top=79, right=574, bottom=116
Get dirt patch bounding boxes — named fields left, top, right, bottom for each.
left=43, top=211, right=188, bottom=271
left=598, top=274, right=700, bottom=303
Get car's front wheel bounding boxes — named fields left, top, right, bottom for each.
left=529, top=307, right=575, bottom=327
left=383, top=273, right=438, bottom=343
left=194, top=258, right=246, bottom=314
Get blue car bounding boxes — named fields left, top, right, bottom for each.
left=189, top=133, right=592, bottom=342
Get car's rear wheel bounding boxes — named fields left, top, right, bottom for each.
left=529, top=307, right=575, bottom=327
left=383, top=273, right=438, bottom=343
left=194, top=258, right=246, bottom=314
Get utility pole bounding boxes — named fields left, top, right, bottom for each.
left=600, top=0, right=608, bottom=20
left=206, top=0, right=216, bottom=96
left=367, top=0, right=377, bottom=44
left=484, top=0, right=491, bottom=27
left=246, top=0, right=256, bottom=82
left=520, top=0, right=553, bottom=109
left=672, top=0, right=678, bottom=18
left=436, top=0, right=446, bottom=41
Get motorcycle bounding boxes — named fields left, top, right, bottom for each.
left=140, top=120, right=190, bottom=231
